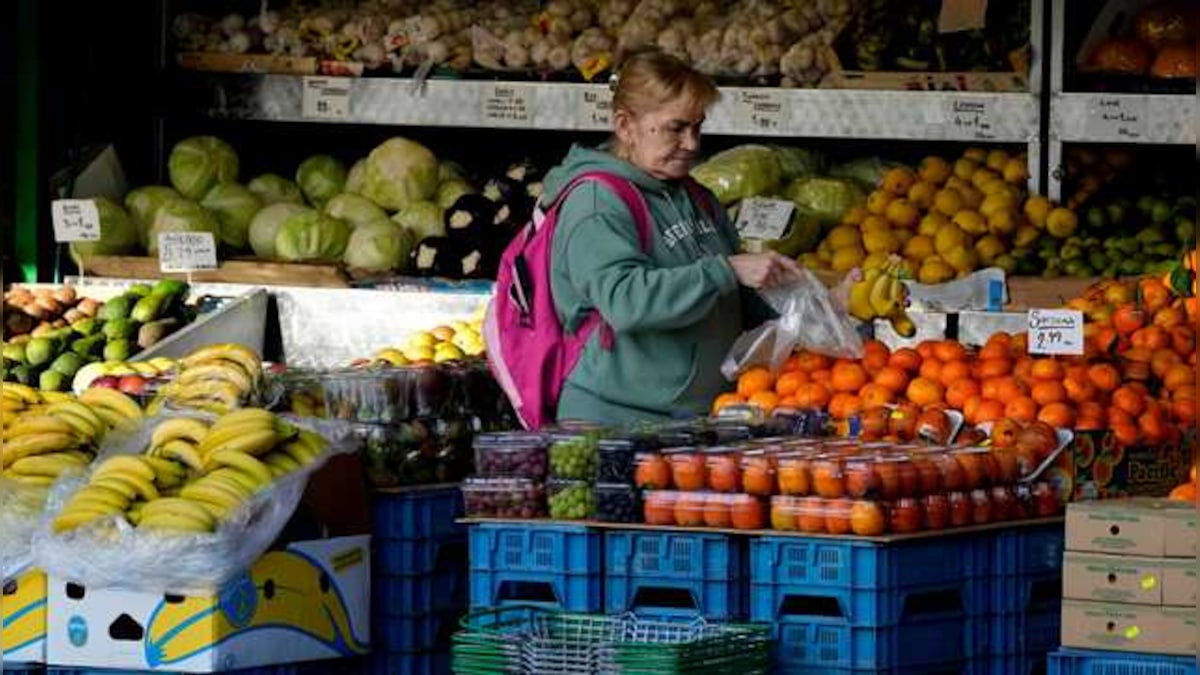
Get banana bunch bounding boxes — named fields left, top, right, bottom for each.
left=2, top=383, right=73, bottom=423
left=847, top=260, right=917, bottom=338
left=1, top=390, right=141, bottom=488
left=151, top=344, right=262, bottom=415
left=53, top=408, right=327, bottom=535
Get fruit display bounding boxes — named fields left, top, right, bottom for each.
left=356, top=417, right=475, bottom=488
left=3, top=285, right=95, bottom=340
left=171, top=0, right=855, bottom=87
left=549, top=434, right=599, bottom=480
left=475, top=433, right=550, bottom=480
left=359, top=316, right=486, bottom=367
left=1167, top=465, right=1197, bottom=502
left=462, top=477, right=548, bottom=518
left=594, top=482, right=641, bottom=523
left=2, top=281, right=196, bottom=392
left=548, top=479, right=596, bottom=520
left=150, top=343, right=264, bottom=414
left=1079, top=2, right=1196, bottom=90
left=51, top=408, right=327, bottom=535
left=845, top=259, right=915, bottom=336
left=73, top=357, right=178, bottom=401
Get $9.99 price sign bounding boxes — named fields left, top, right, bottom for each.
left=1027, top=309, right=1084, bottom=356
left=158, top=232, right=218, bottom=273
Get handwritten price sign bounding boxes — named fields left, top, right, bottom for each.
left=158, top=232, right=218, bottom=273
left=481, top=84, right=533, bottom=126
left=733, top=90, right=786, bottom=132
left=301, top=77, right=351, bottom=120
left=735, top=198, right=795, bottom=240
left=576, top=88, right=613, bottom=128
left=946, top=98, right=996, bottom=140
left=1027, top=309, right=1084, bottom=355
left=51, top=200, right=102, bottom=242
left=1086, top=96, right=1147, bottom=141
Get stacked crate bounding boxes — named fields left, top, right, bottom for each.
left=982, top=525, right=1066, bottom=674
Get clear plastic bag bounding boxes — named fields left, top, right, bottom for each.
left=722, top=268, right=863, bottom=379
left=29, top=413, right=357, bottom=596
left=0, top=478, right=58, bottom=578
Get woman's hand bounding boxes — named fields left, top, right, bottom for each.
left=727, top=252, right=803, bottom=290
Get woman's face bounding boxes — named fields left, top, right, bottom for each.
left=614, top=97, right=706, bottom=181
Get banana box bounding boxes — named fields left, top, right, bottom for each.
left=46, top=535, right=370, bottom=672
left=2, top=567, right=49, bottom=665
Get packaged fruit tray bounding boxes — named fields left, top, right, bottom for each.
left=462, top=477, right=547, bottom=519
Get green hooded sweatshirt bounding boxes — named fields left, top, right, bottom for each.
left=545, top=144, right=771, bottom=425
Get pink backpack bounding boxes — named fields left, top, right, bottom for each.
left=483, top=172, right=654, bottom=429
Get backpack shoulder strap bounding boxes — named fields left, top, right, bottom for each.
left=682, top=177, right=722, bottom=223
left=545, top=171, right=654, bottom=253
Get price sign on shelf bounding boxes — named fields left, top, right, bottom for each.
left=733, top=90, right=786, bottom=132
left=1085, top=96, right=1148, bottom=141
left=481, top=83, right=534, bottom=126
left=576, top=88, right=612, bottom=128
left=735, top=198, right=795, bottom=241
left=301, top=77, right=352, bottom=120
left=1027, top=308, right=1084, bottom=356
left=943, top=98, right=996, bottom=140
left=158, top=232, right=218, bottom=274
left=51, top=199, right=102, bottom=242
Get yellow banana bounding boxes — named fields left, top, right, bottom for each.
left=91, top=472, right=159, bottom=502
left=848, top=279, right=876, bottom=321
left=138, top=511, right=214, bottom=534
left=264, top=452, right=302, bottom=477
left=46, top=401, right=107, bottom=439
left=39, top=391, right=74, bottom=404
left=177, top=362, right=254, bottom=393
left=79, top=388, right=144, bottom=426
left=867, top=269, right=898, bottom=317
left=888, top=310, right=917, bottom=338
left=144, top=456, right=188, bottom=484
left=93, top=456, right=157, bottom=485
left=5, top=474, right=55, bottom=487
left=181, top=480, right=247, bottom=512
left=204, top=450, right=274, bottom=488
left=188, top=499, right=231, bottom=521
left=68, top=486, right=131, bottom=511
left=205, top=468, right=259, bottom=495
left=1, top=399, right=27, bottom=413
left=157, top=439, right=204, bottom=471
left=196, top=419, right=276, bottom=456
left=140, top=497, right=218, bottom=527
left=210, top=407, right=276, bottom=431
left=180, top=344, right=261, bottom=384
left=53, top=509, right=114, bottom=533
left=2, top=383, right=40, bottom=404
left=150, top=417, right=210, bottom=449
left=202, top=428, right=279, bottom=459
left=168, top=379, right=243, bottom=405
left=2, top=432, right=79, bottom=468
left=8, top=452, right=89, bottom=477
left=3, top=414, right=79, bottom=441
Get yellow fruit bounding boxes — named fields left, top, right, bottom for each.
left=884, top=199, right=920, bottom=228
left=861, top=215, right=891, bottom=235
left=975, top=234, right=1007, bottom=264
left=407, top=332, right=436, bottom=349
left=826, top=225, right=861, bottom=250
left=963, top=147, right=987, bottom=163
left=918, top=257, right=956, bottom=284
left=907, top=180, right=938, bottom=209
left=1014, top=224, right=1042, bottom=248
left=893, top=259, right=917, bottom=277
left=979, top=193, right=1016, bottom=219
left=1046, top=207, right=1079, bottom=239
left=994, top=254, right=1018, bottom=273
left=971, top=168, right=1001, bottom=189
left=881, top=167, right=917, bottom=197
left=817, top=240, right=834, bottom=262
left=979, top=178, right=1010, bottom=196
left=933, top=188, right=965, bottom=217
left=799, top=253, right=823, bottom=269
left=842, top=206, right=870, bottom=226
left=1023, top=195, right=1052, bottom=229
left=959, top=186, right=984, bottom=210
left=985, top=149, right=1011, bottom=171
left=987, top=209, right=1021, bottom=236
left=935, top=223, right=969, bottom=256
left=953, top=158, right=978, bottom=181
left=945, top=176, right=972, bottom=194
left=831, top=246, right=866, bottom=272
left=863, top=229, right=901, bottom=254
left=918, top=212, right=949, bottom=237
left=903, top=234, right=936, bottom=261
left=893, top=228, right=915, bottom=246
left=403, top=346, right=435, bottom=362
left=943, top=247, right=980, bottom=273
left=953, top=210, right=988, bottom=236
left=918, top=156, right=953, bottom=185
left=1003, top=158, right=1029, bottom=184
left=862, top=252, right=891, bottom=270
left=867, top=190, right=894, bottom=215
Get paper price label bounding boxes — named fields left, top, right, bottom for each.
left=944, top=98, right=996, bottom=140
left=481, top=83, right=534, bottom=126
left=1085, top=96, right=1147, bottom=141
left=158, top=232, right=218, bottom=273
left=1027, top=308, right=1084, bottom=355
left=51, top=199, right=102, bottom=242
left=301, top=77, right=351, bottom=120
left=576, top=88, right=612, bottom=128
left=735, top=198, right=795, bottom=241
left=733, top=90, right=786, bottom=132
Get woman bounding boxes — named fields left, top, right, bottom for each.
left=543, top=50, right=801, bottom=425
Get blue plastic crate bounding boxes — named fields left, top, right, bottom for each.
left=374, top=536, right=468, bottom=577
left=371, top=487, right=464, bottom=541
left=1047, top=648, right=1198, bottom=675
left=365, top=650, right=451, bottom=675
left=774, top=661, right=974, bottom=674
left=43, top=664, right=339, bottom=675
left=604, top=530, right=745, bottom=620
left=983, top=652, right=1050, bottom=675
left=986, top=607, right=1061, bottom=658
left=373, top=610, right=461, bottom=652
left=989, top=524, right=1065, bottom=615
left=772, top=614, right=984, bottom=672
left=749, top=534, right=990, bottom=625
left=373, top=568, right=465, bottom=616
left=468, top=523, right=602, bottom=612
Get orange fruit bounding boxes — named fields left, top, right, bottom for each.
left=946, top=379, right=982, bottom=410
left=995, top=377, right=1030, bottom=402
left=975, top=399, right=1006, bottom=423
left=862, top=340, right=891, bottom=371
left=1010, top=333, right=1029, bottom=355
left=1030, top=359, right=1065, bottom=381
left=1111, top=422, right=1140, bottom=447
left=916, top=341, right=938, bottom=361
left=1113, top=305, right=1147, bottom=336
left=794, top=382, right=832, bottom=409
left=811, top=369, right=833, bottom=386
left=889, top=348, right=923, bottom=373
left=874, top=366, right=910, bottom=394
left=933, top=340, right=968, bottom=363
left=939, top=360, right=972, bottom=388
left=1031, top=381, right=1068, bottom=406
left=1063, top=376, right=1097, bottom=404
left=1138, top=408, right=1169, bottom=444
left=1014, top=357, right=1036, bottom=384
left=712, top=393, right=746, bottom=414
left=907, top=377, right=945, bottom=407
left=793, top=351, right=831, bottom=373
left=1037, top=402, right=1076, bottom=429
left=859, top=383, right=896, bottom=408
left=748, top=390, right=781, bottom=413
left=963, top=394, right=984, bottom=424
left=831, top=362, right=870, bottom=393
left=1168, top=482, right=1196, bottom=502
left=738, top=367, right=775, bottom=398
left=828, top=393, right=864, bottom=420
left=775, top=371, right=809, bottom=397
left=1087, top=364, right=1122, bottom=392
left=919, top=359, right=945, bottom=382
left=1004, top=397, right=1038, bottom=423
left=1112, top=386, right=1147, bottom=417
left=977, top=358, right=1014, bottom=379
left=1150, top=348, right=1182, bottom=378
left=1163, top=363, right=1193, bottom=391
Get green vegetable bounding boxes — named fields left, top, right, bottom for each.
left=360, top=137, right=440, bottom=211
left=68, top=197, right=140, bottom=267
left=436, top=180, right=475, bottom=209
left=344, top=160, right=367, bottom=195
left=392, top=200, right=446, bottom=241
left=248, top=173, right=305, bottom=205
left=296, top=155, right=348, bottom=209
left=146, top=199, right=221, bottom=255
left=828, top=157, right=907, bottom=190
left=343, top=221, right=413, bottom=272
left=784, top=177, right=867, bottom=226
left=325, top=193, right=388, bottom=229
left=168, top=136, right=239, bottom=200
left=690, top=145, right=782, bottom=205
left=124, top=186, right=182, bottom=247
left=201, top=183, right=262, bottom=250
left=248, top=203, right=312, bottom=259
left=771, top=146, right=824, bottom=182
left=274, top=211, right=351, bottom=262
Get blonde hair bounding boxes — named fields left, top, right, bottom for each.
left=612, top=51, right=720, bottom=116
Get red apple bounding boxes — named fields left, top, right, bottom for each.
left=118, top=375, right=147, bottom=395
left=91, top=376, right=121, bottom=390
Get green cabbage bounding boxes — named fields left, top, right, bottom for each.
left=438, top=160, right=467, bottom=183
left=343, top=221, right=413, bottom=272
left=771, top=146, right=824, bottom=182
left=124, top=186, right=182, bottom=248
left=784, top=177, right=867, bottom=226
left=436, top=180, right=474, bottom=209
left=691, top=145, right=782, bottom=205
left=201, top=183, right=262, bottom=250
left=296, top=155, right=347, bottom=209
left=248, top=173, right=304, bottom=205
left=361, top=138, right=439, bottom=211
left=325, top=193, right=388, bottom=229
left=274, top=211, right=351, bottom=262
left=146, top=199, right=221, bottom=255
left=828, top=157, right=908, bottom=190
left=69, top=197, right=140, bottom=267
left=391, top=200, right=445, bottom=241
left=344, top=160, right=367, bottom=195
left=248, top=202, right=311, bottom=259
left=168, top=136, right=239, bottom=200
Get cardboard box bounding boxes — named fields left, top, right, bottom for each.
left=46, top=536, right=370, bottom=672
left=1047, top=429, right=1194, bottom=503
left=1065, top=498, right=1197, bottom=558
left=1160, top=559, right=1197, bottom=608
left=1063, top=552, right=1164, bottom=605
left=1, top=568, right=48, bottom=665
left=1061, top=599, right=1198, bottom=656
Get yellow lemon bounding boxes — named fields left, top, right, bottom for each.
left=863, top=229, right=901, bottom=254
left=994, top=254, right=1018, bottom=273
left=866, top=190, right=894, bottom=215
left=985, top=149, right=1011, bottom=171
left=862, top=251, right=891, bottom=270
left=1013, top=224, right=1041, bottom=248
left=1023, top=195, right=1052, bottom=229
left=943, top=246, right=980, bottom=273
left=881, top=167, right=917, bottom=197
left=907, top=180, right=938, bottom=209
left=953, top=158, right=979, bottom=181
left=978, top=178, right=1010, bottom=196
left=831, top=246, right=866, bottom=272
left=945, top=176, right=972, bottom=194
left=1003, top=158, right=1029, bottom=184
left=918, top=257, right=957, bottom=284
left=434, top=344, right=466, bottom=363
left=884, top=199, right=921, bottom=228
left=918, top=211, right=950, bottom=237
left=987, top=209, right=1021, bottom=236
left=918, top=156, right=953, bottom=185
left=903, top=234, right=936, bottom=261
left=861, top=214, right=892, bottom=236
left=1046, top=207, right=1079, bottom=239
left=826, top=225, right=862, bottom=250
left=407, top=332, right=436, bottom=349
left=970, top=168, right=1001, bottom=189
left=953, top=210, right=988, bottom=236
left=979, top=193, right=1016, bottom=219
left=933, top=188, right=965, bottom=217
left=798, top=252, right=824, bottom=269
left=959, top=186, right=984, bottom=210
left=817, top=239, right=834, bottom=262
left=974, top=234, right=1007, bottom=264
left=841, top=206, right=870, bottom=226
left=962, top=147, right=987, bottom=163
left=893, top=228, right=915, bottom=246
left=403, top=345, right=436, bottom=362
left=935, top=222, right=969, bottom=256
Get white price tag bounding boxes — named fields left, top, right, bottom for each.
left=481, top=83, right=534, bottom=126
left=945, top=98, right=996, bottom=140
left=158, top=232, right=218, bottom=273
left=1027, top=309, right=1084, bottom=356
left=301, top=77, right=352, bottom=120
left=576, top=88, right=612, bottom=128
left=1085, top=96, right=1147, bottom=141
left=733, top=90, right=786, bottom=133
left=51, top=199, right=102, bottom=242
left=735, top=198, right=795, bottom=241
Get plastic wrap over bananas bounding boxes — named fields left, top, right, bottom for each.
left=29, top=410, right=356, bottom=596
